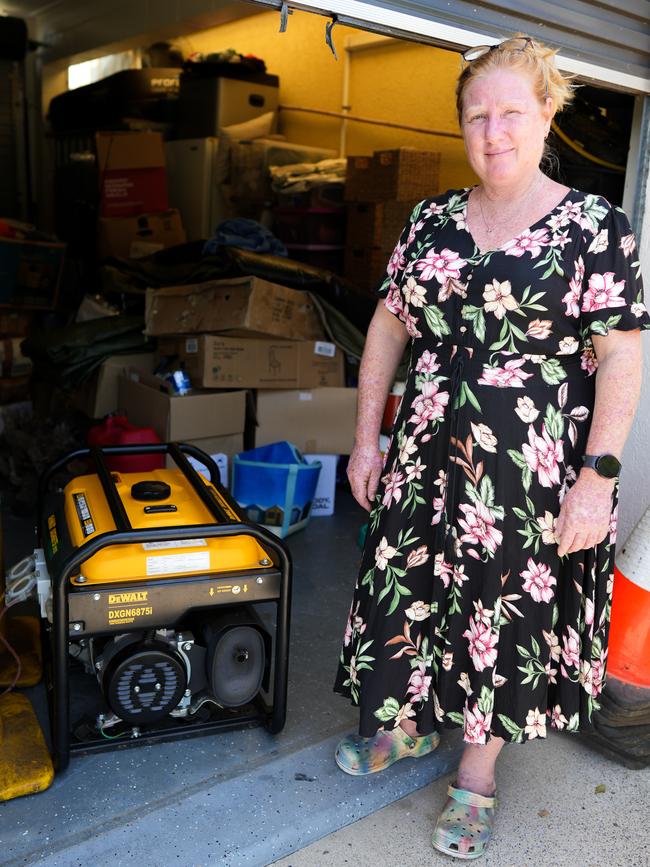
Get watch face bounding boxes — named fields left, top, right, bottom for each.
left=596, top=454, right=621, bottom=478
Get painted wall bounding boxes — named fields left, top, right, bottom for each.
left=173, top=10, right=475, bottom=192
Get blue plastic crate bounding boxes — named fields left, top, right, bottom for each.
left=232, top=441, right=322, bottom=538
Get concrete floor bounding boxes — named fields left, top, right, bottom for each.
left=2, top=486, right=649, bottom=866
left=273, top=731, right=650, bottom=867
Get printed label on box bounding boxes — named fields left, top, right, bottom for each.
left=314, top=341, right=336, bottom=357
left=142, top=539, right=207, bottom=550
left=299, top=392, right=313, bottom=401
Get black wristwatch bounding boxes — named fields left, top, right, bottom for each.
left=582, top=454, right=621, bottom=479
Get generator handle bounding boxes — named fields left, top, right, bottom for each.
left=50, top=521, right=291, bottom=772
left=38, top=442, right=235, bottom=543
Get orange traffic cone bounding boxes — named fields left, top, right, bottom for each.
left=608, top=508, right=650, bottom=687
left=587, top=507, right=650, bottom=768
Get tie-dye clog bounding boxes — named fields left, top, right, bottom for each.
left=432, top=784, right=497, bottom=859
left=335, top=726, right=440, bottom=776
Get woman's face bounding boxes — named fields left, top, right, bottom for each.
left=461, top=67, right=553, bottom=190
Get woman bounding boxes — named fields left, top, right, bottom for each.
left=333, top=35, right=649, bottom=860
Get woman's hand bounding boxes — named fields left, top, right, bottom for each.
left=347, top=444, right=385, bottom=512
left=555, top=472, right=615, bottom=557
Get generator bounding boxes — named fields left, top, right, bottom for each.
left=4, top=443, right=291, bottom=772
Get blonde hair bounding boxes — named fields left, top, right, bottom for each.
left=455, top=34, right=574, bottom=124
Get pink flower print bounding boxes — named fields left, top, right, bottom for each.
left=502, top=228, right=550, bottom=258
left=545, top=660, right=558, bottom=685
left=524, top=707, right=546, bottom=739
left=561, top=625, right=581, bottom=670
left=405, top=600, right=431, bottom=621
left=470, top=422, right=497, bottom=452
left=435, top=556, right=454, bottom=589
left=375, top=536, right=398, bottom=570
left=403, top=275, right=428, bottom=307
left=405, top=458, right=426, bottom=483
left=382, top=468, right=405, bottom=508
left=620, top=233, right=636, bottom=258
left=464, top=702, right=493, bottom=744
left=556, top=200, right=583, bottom=226
left=458, top=501, right=503, bottom=556
left=387, top=242, right=407, bottom=277
left=558, top=336, right=579, bottom=355
left=407, top=662, right=432, bottom=703
left=580, top=347, right=598, bottom=376
left=543, top=629, right=561, bottom=662
left=482, top=279, right=519, bottom=319
left=407, top=218, right=425, bottom=246
left=385, top=282, right=404, bottom=318
left=431, top=495, right=445, bottom=526
left=562, top=280, right=581, bottom=319
left=415, top=247, right=466, bottom=284
left=404, top=311, right=422, bottom=339
left=520, top=558, right=557, bottom=603
left=587, top=229, right=609, bottom=255
left=451, top=210, right=467, bottom=231
left=422, top=202, right=446, bottom=219
left=398, top=436, right=418, bottom=464
left=415, top=350, right=440, bottom=375
left=344, top=600, right=366, bottom=646
left=473, top=599, right=493, bottom=626
left=406, top=545, right=430, bottom=569
left=550, top=229, right=571, bottom=250
left=582, top=272, right=627, bottom=312
left=478, top=358, right=533, bottom=388
left=525, top=319, right=553, bottom=340
left=463, top=617, right=499, bottom=672
left=632, top=302, right=648, bottom=318
left=442, top=651, right=454, bottom=671
left=580, top=658, right=605, bottom=698
left=551, top=705, right=568, bottom=729
left=408, top=383, right=450, bottom=435
left=453, top=564, right=469, bottom=586
left=458, top=672, right=472, bottom=696
left=522, top=423, right=564, bottom=488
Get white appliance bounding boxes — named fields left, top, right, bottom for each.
left=165, top=137, right=228, bottom=242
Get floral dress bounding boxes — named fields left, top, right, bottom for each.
left=334, top=187, right=650, bottom=744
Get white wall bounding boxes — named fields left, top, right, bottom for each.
left=620, top=171, right=650, bottom=546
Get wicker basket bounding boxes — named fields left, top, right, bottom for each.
left=345, top=148, right=440, bottom=203
left=346, top=200, right=420, bottom=250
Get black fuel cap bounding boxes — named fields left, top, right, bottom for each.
left=130, top=481, right=171, bottom=501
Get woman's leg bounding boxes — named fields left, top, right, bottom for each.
left=456, top=736, right=504, bottom=796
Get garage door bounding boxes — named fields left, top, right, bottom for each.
left=250, top=0, right=650, bottom=93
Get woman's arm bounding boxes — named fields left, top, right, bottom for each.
left=347, top=301, right=410, bottom=511
left=555, top=330, right=643, bottom=556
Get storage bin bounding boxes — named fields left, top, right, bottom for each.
left=232, top=441, right=322, bottom=538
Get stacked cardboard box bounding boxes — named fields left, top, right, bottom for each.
left=139, top=276, right=357, bottom=500
left=344, top=147, right=441, bottom=292
left=96, top=132, right=186, bottom=260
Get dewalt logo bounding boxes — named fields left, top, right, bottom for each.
left=108, top=591, right=148, bottom=604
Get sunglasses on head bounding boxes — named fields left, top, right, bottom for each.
left=462, top=36, right=534, bottom=63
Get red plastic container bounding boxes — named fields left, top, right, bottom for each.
left=87, top=415, right=164, bottom=473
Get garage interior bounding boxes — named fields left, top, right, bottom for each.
left=0, top=3, right=644, bottom=864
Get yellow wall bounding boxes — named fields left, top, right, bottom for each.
left=178, top=9, right=476, bottom=192
left=42, top=8, right=476, bottom=193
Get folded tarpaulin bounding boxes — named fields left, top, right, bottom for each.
left=21, top=315, right=152, bottom=390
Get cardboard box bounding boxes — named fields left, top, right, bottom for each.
left=345, top=148, right=440, bottom=202
left=118, top=371, right=246, bottom=462
left=159, top=335, right=344, bottom=390
left=72, top=352, right=156, bottom=419
left=0, top=311, right=32, bottom=337
left=98, top=210, right=185, bottom=260
left=0, top=238, right=65, bottom=310
left=0, top=338, right=32, bottom=378
left=255, top=388, right=357, bottom=454
left=145, top=276, right=325, bottom=341
left=304, top=454, right=338, bottom=516
left=96, top=132, right=168, bottom=218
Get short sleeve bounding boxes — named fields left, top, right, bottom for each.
left=580, top=204, right=650, bottom=338
left=375, top=201, right=423, bottom=323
